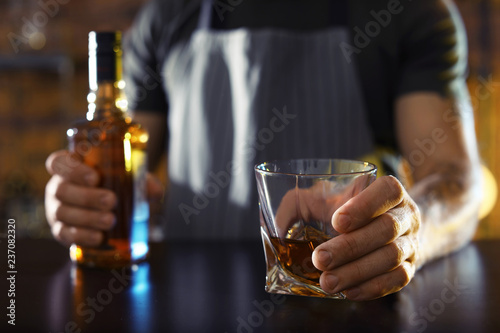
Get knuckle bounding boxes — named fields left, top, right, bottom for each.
left=405, top=196, right=420, bottom=219
left=45, top=151, right=61, bottom=174
left=53, top=180, right=68, bottom=202
left=46, top=150, right=72, bottom=175
left=411, top=238, right=422, bottom=268
left=411, top=236, right=420, bottom=258
left=339, top=235, right=360, bottom=258
left=353, top=262, right=366, bottom=281
left=381, top=176, right=405, bottom=203
left=380, top=213, right=402, bottom=240
left=369, top=262, right=415, bottom=299
left=407, top=196, right=419, bottom=214
left=398, top=263, right=413, bottom=287
left=385, top=242, right=406, bottom=268
left=48, top=151, right=87, bottom=181
left=408, top=200, right=422, bottom=233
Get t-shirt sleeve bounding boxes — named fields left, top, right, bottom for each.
left=396, top=0, right=469, bottom=99
left=123, top=0, right=168, bottom=113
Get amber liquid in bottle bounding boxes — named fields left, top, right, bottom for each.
left=67, top=31, right=149, bottom=268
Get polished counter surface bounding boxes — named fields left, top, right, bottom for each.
left=1, top=238, right=499, bottom=332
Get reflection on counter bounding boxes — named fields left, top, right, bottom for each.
left=397, top=244, right=485, bottom=333
left=46, top=262, right=153, bottom=332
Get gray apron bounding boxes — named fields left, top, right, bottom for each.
left=162, top=0, right=374, bottom=239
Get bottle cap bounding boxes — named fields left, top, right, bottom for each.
left=88, top=31, right=122, bottom=86
left=89, top=31, right=122, bottom=55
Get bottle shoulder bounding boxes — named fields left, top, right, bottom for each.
left=68, top=115, right=148, bottom=146
left=69, top=117, right=125, bottom=132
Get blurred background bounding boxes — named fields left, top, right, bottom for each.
left=0, top=0, right=498, bottom=239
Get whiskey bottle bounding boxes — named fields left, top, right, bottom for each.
left=67, top=31, right=149, bottom=268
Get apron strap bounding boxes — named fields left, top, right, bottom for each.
left=197, top=0, right=214, bottom=30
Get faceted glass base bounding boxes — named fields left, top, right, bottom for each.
left=261, top=228, right=346, bottom=299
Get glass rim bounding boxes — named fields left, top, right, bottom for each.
left=254, top=158, right=377, bottom=177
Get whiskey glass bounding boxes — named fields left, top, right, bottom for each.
left=255, top=159, right=377, bottom=298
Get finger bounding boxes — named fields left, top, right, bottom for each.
left=274, top=188, right=305, bottom=238
left=332, top=175, right=405, bottom=233
left=313, top=205, right=413, bottom=270
left=275, top=183, right=342, bottom=238
left=343, top=261, right=416, bottom=301
left=52, top=203, right=116, bottom=231
left=50, top=175, right=117, bottom=211
left=318, top=235, right=417, bottom=295
left=51, top=221, right=104, bottom=248
left=46, top=150, right=99, bottom=187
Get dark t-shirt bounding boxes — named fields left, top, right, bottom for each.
left=124, top=0, right=468, bottom=239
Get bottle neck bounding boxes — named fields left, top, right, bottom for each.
left=87, top=80, right=126, bottom=120
left=86, top=31, right=127, bottom=121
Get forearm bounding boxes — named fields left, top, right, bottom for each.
left=394, top=91, right=483, bottom=268
left=409, top=162, right=482, bottom=269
